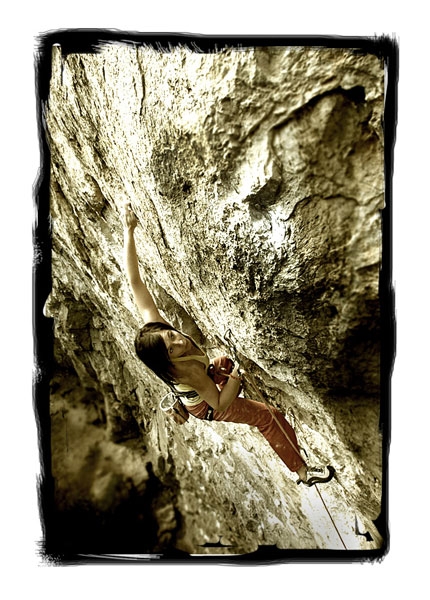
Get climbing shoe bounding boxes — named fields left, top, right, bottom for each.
left=297, top=465, right=335, bottom=487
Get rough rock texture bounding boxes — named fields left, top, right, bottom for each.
left=40, top=41, right=387, bottom=557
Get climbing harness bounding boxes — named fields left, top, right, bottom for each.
left=159, top=386, right=215, bottom=422
left=222, top=328, right=348, bottom=550
left=159, top=391, right=190, bottom=423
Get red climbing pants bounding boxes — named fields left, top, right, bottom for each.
left=186, top=396, right=306, bottom=473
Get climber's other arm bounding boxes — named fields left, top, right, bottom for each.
left=186, top=364, right=242, bottom=412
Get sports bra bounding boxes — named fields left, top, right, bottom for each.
left=171, top=352, right=210, bottom=406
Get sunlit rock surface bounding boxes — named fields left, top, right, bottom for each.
left=40, top=41, right=387, bottom=556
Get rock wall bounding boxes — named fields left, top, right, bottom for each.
left=37, top=37, right=389, bottom=558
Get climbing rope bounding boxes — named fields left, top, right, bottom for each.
left=242, top=369, right=307, bottom=465
left=223, top=329, right=348, bottom=550
left=243, top=369, right=348, bottom=550
left=314, top=485, right=347, bottom=550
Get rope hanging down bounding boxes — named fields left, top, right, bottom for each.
left=243, top=369, right=348, bottom=550
left=222, top=330, right=347, bottom=550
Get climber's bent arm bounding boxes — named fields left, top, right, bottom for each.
left=186, top=367, right=242, bottom=412
left=123, top=203, right=168, bottom=325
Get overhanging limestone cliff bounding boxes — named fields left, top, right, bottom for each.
left=37, top=37, right=391, bottom=557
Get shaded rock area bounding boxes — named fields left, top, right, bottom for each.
left=37, top=38, right=390, bottom=558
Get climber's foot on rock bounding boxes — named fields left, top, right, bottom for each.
left=297, top=465, right=335, bottom=487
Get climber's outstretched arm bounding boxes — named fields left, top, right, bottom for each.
left=123, top=203, right=168, bottom=325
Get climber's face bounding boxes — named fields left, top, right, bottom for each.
left=161, top=329, right=190, bottom=359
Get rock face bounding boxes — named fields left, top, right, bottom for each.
left=37, top=37, right=389, bottom=558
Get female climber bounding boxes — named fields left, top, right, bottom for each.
left=122, top=202, right=334, bottom=487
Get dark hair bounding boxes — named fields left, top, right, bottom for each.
left=134, top=321, right=178, bottom=386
